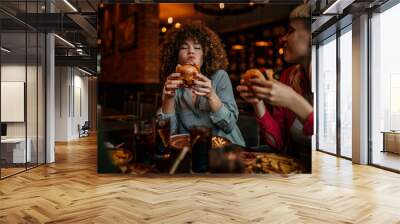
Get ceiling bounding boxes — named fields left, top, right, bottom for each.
left=158, top=3, right=298, bottom=34
left=159, top=4, right=199, bottom=21
left=0, top=0, right=98, bottom=71
left=0, top=0, right=98, bottom=14
left=1, top=32, right=45, bottom=65
left=0, top=1, right=302, bottom=71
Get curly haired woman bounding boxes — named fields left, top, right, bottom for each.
left=158, top=22, right=245, bottom=146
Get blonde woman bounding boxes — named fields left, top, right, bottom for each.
left=237, top=4, right=313, bottom=167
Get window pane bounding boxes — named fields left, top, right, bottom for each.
left=1, top=30, right=28, bottom=177
left=371, top=3, right=400, bottom=171
left=340, top=28, right=352, bottom=158
left=27, top=31, right=38, bottom=169
left=318, top=36, right=337, bottom=154
left=38, top=32, right=46, bottom=165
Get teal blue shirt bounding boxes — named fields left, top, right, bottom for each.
left=159, top=70, right=245, bottom=146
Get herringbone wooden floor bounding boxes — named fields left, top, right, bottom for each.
left=1, top=135, right=400, bottom=224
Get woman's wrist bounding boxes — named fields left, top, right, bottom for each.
left=252, top=100, right=266, bottom=119
left=206, top=90, right=217, bottom=100
left=289, top=92, right=313, bottom=122
left=207, top=91, right=222, bottom=112
left=161, top=96, right=175, bottom=114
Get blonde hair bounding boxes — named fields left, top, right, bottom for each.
left=288, top=4, right=312, bottom=95
left=289, top=3, right=311, bottom=20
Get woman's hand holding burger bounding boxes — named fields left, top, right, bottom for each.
left=174, top=63, right=216, bottom=99
left=163, top=73, right=184, bottom=98
left=250, top=78, right=298, bottom=109
left=236, top=69, right=265, bottom=105
left=192, top=72, right=214, bottom=98
left=251, top=77, right=313, bottom=122
left=236, top=69, right=267, bottom=118
left=238, top=68, right=298, bottom=108
left=192, top=72, right=222, bottom=113
left=163, top=63, right=199, bottom=99
left=237, top=68, right=313, bottom=122
left=162, top=63, right=222, bottom=113
left=162, top=73, right=184, bottom=114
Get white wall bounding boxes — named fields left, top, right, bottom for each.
left=73, top=73, right=89, bottom=137
left=1, top=64, right=46, bottom=163
left=55, top=66, right=70, bottom=141
left=1, top=65, right=26, bottom=81
left=1, top=65, right=39, bottom=137
left=55, top=67, right=89, bottom=141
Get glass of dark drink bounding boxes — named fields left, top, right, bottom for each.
left=155, top=119, right=170, bottom=152
left=189, top=126, right=212, bottom=173
left=135, top=120, right=155, bottom=164
left=154, top=118, right=171, bottom=172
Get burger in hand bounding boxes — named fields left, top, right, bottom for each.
left=241, top=69, right=266, bottom=87
left=175, top=64, right=200, bottom=87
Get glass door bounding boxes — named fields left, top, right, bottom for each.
left=0, top=0, right=47, bottom=179
left=317, top=35, right=337, bottom=155
left=339, top=26, right=352, bottom=158
left=370, top=2, right=400, bottom=171
left=1, top=30, right=28, bottom=177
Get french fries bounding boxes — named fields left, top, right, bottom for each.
left=243, top=152, right=305, bottom=174
left=212, top=136, right=228, bottom=148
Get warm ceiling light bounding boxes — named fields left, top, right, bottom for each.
left=161, top=27, right=167, bottom=33
left=249, top=2, right=255, bottom=6
left=63, top=0, right=78, bottom=12
left=278, top=48, right=284, bottom=55
left=96, top=39, right=102, bottom=45
left=54, top=34, right=75, bottom=48
left=1, top=47, right=11, bottom=53
left=175, top=23, right=181, bottom=29
left=99, top=3, right=104, bottom=8
left=41, top=5, right=46, bottom=10
left=232, top=44, right=244, bottom=50
left=255, top=41, right=272, bottom=47
left=219, top=3, right=225, bottom=9
left=167, top=17, right=173, bottom=24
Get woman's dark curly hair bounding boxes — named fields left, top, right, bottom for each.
left=160, top=22, right=228, bottom=82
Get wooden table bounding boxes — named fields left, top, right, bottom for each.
left=1, top=138, right=32, bottom=164
left=381, top=131, right=400, bottom=154
left=109, top=145, right=307, bottom=175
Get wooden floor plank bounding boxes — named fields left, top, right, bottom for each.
left=0, top=135, right=400, bottom=223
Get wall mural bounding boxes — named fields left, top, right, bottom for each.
left=97, top=3, right=313, bottom=175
